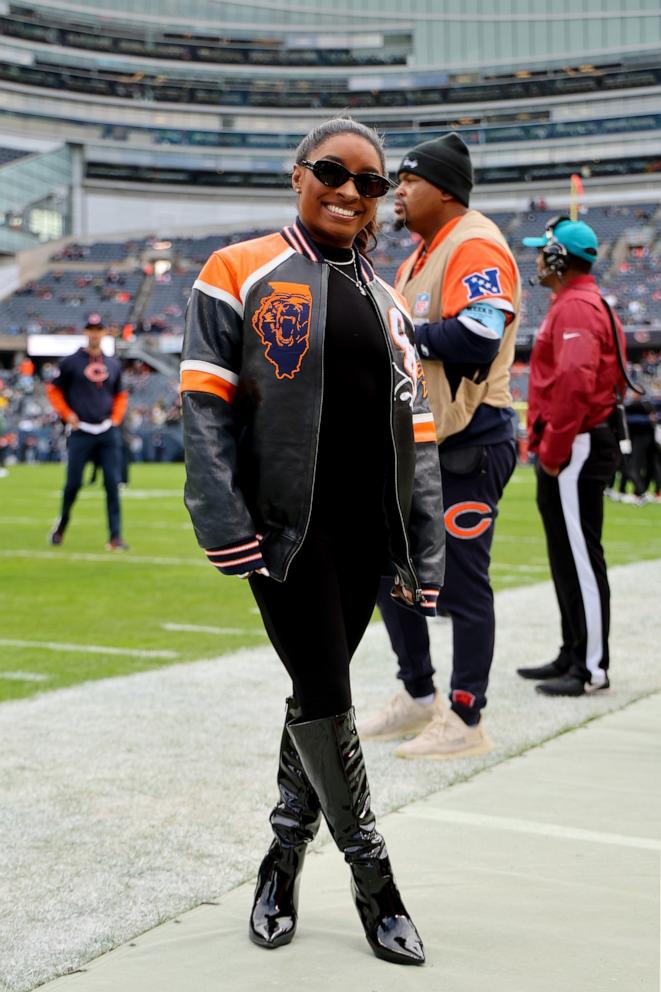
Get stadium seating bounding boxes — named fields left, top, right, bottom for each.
left=0, top=146, right=30, bottom=166
left=1, top=202, right=659, bottom=463
left=3, top=271, right=143, bottom=336
left=2, top=204, right=659, bottom=338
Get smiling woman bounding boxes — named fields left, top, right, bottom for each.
left=291, top=120, right=391, bottom=252
left=179, top=116, right=445, bottom=966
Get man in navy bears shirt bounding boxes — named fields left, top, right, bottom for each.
left=46, top=315, right=129, bottom=550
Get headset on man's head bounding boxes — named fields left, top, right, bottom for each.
left=540, top=214, right=573, bottom=275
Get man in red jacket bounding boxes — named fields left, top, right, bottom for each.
left=518, top=217, right=626, bottom=696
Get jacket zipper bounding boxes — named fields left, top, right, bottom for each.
left=368, top=284, right=422, bottom=602
left=281, top=265, right=326, bottom=581
left=280, top=270, right=420, bottom=601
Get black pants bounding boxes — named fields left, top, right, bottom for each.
left=628, top=433, right=653, bottom=497
left=250, top=528, right=384, bottom=721
left=536, top=427, right=620, bottom=684
left=59, top=428, right=122, bottom=540
left=377, top=440, right=516, bottom=725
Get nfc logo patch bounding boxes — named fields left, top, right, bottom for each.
left=252, top=281, right=312, bottom=380
left=462, top=268, right=502, bottom=301
left=413, top=292, right=431, bottom=317
left=444, top=501, right=493, bottom=540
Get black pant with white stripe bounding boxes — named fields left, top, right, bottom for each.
left=536, top=426, right=620, bottom=685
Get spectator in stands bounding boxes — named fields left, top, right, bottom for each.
left=46, top=315, right=129, bottom=550
left=180, top=117, right=444, bottom=966
left=518, top=218, right=625, bottom=695
left=359, top=132, right=519, bottom=760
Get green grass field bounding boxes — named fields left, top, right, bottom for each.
left=1, top=462, right=659, bottom=702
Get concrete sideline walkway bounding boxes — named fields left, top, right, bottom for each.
left=41, top=691, right=661, bottom=992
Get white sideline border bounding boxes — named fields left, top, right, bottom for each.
left=0, top=638, right=178, bottom=659
left=0, top=550, right=206, bottom=567
left=162, top=623, right=266, bottom=636
left=399, top=806, right=661, bottom=852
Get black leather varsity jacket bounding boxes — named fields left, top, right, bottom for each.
left=180, top=218, right=445, bottom=603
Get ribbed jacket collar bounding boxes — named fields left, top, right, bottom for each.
left=281, top=217, right=375, bottom=284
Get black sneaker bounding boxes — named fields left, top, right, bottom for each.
left=535, top=673, right=610, bottom=697
left=49, top=525, right=65, bottom=546
left=516, top=659, right=569, bottom=681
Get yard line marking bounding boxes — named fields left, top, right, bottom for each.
left=0, top=639, right=178, bottom=659
left=0, top=517, right=191, bottom=531
left=0, top=671, right=51, bottom=682
left=0, top=517, right=48, bottom=525
left=0, top=550, right=206, bottom=567
left=491, top=563, right=548, bottom=572
left=399, top=807, right=661, bottom=852
left=162, top=623, right=266, bottom=636
left=50, top=489, right=184, bottom=500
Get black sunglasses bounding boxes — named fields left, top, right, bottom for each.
left=299, top=159, right=394, bottom=198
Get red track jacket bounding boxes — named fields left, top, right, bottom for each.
left=527, top=274, right=626, bottom=471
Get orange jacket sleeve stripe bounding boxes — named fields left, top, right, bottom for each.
left=413, top=413, right=437, bottom=443
left=180, top=369, right=237, bottom=403
left=111, top=391, right=128, bottom=425
left=45, top=383, right=74, bottom=422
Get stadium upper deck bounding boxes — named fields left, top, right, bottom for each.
left=0, top=0, right=659, bottom=246
left=3, top=0, right=660, bottom=71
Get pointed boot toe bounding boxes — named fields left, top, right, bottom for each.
left=249, top=841, right=305, bottom=949
left=249, top=906, right=297, bottom=949
left=351, top=868, right=426, bottom=966
left=367, top=914, right=425, bottom=965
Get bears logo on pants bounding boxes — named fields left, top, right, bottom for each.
left=445, top=501, right=492, bottom=540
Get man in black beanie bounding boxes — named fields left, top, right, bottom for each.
left=359, top=133, right=521, bottom=759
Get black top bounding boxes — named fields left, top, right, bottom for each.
left=308, top=240, right=392, bottom=540
left=52, top=347, right=123, bottom=423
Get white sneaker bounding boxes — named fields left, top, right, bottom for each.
left=621, top=493, right=645, bottom=506
left=395, top=708, right=493, bottom=760
left=358, top=689, right=439, bottom=741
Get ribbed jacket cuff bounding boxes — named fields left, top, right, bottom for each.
left=205, top=537, right=266, bottom=576
left=415, top=584, right=441, bottom=617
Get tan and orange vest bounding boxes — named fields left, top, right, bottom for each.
left=396, top=210, right=521, bottom=443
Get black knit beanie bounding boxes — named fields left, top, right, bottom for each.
left=398, top=132, right=473, bottom=207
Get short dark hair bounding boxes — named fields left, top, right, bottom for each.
left=566, top=253, right=593, bottom=274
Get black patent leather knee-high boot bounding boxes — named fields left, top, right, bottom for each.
left=288, top=709, right=425, bottom=966
left=249, top=697, right=321, bottom=949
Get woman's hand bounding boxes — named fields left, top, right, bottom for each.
left=390, top=578, right=414, bottom=607
left=390, top=575, right=441, bottom=617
